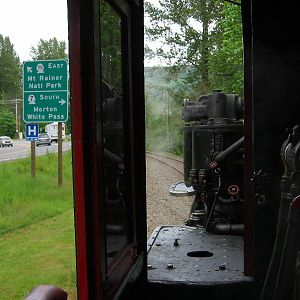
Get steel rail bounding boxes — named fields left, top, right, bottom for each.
left=146, top=151, right=184, bottom=175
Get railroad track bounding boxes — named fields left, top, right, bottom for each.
left=146, top=151, right=184, bottom=175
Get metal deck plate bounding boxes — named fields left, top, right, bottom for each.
left=147, top=225, right=253, bottom=285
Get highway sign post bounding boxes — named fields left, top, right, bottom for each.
left=23, top=59, right=68, bottom=123
left=25, top=123, right=39, bottom=178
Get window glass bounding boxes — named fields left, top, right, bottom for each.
left=100, top=0, right=131, bottom=268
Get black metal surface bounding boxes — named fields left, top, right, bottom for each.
left=147, top=225, right=252, bottom=285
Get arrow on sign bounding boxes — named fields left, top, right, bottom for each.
left=59, top=99, right=66, bottom=105
left=27, top=66, right=33, bottom=73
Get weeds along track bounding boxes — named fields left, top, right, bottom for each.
left=146, top=151, right=184, bottom=175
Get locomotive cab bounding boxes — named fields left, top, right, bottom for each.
left=67, top=0, right=300, bottom=299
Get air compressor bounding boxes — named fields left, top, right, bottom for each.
left=182, top=89, right=244, bottom=235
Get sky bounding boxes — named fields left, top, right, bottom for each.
left=0, top=0, right=162, bottom=66
left=0, top=0, right=68, bottom=62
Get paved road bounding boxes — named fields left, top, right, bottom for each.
left=0, top=139, right=72, bottom=163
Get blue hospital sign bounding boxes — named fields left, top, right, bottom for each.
left=26, top=124, right=39, bottom=141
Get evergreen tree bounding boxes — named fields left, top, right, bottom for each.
left=0, top=35, right=21, bottom=137
left=0, top=35, right=22, bottom=99
left=0, top=107, right=15, bottom=137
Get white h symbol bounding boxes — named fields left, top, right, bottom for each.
left=28, top=125, right=37, bottom=136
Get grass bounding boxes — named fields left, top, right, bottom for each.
left=0, top=151, right=77, bottom=299
left=0, top=151, right=73, bottom=234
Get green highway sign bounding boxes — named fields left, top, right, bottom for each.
left=23, top=59, right=68, bottom=123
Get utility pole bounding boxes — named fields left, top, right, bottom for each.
left=15, top=99, right=18, bottom=137
left=12, top=99, right=22, bottom=139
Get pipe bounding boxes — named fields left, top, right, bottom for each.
left=210, top=223, right=244, bottom=235
left=214, top=136, right=244, bottom=163
left=104, top=148, right=123, bottom=164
